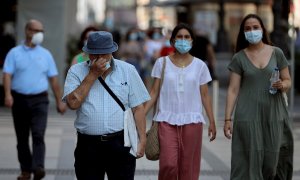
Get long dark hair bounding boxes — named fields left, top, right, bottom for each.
left=235, top=14, right=271, bottom=53
left=170, top=23, right=195, bottom=47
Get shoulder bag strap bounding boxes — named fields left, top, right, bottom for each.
left=154, top=56, right=167, bottom=115
left=160, top=57, right=166, bottom=87
left=98, top=77, right=125, bottom=111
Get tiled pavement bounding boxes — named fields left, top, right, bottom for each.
left=0, top=86, right=299, bottom=180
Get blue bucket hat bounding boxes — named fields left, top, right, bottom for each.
left=82, top=31, right=118, bottom=54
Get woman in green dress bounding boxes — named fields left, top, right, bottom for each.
left=224, top=14, right=293, bottom=180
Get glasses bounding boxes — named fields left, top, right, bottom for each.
left=28, top=27, right=44, bottom=33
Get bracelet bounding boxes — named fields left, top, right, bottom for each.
left=225, top=119, right=231, bottom=122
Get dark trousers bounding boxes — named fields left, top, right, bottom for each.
left=75, top=131, right=136, bottom=180
left=12, top=91, right=49, bottom=172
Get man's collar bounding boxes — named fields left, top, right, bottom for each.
left=22, top=41, right=39, bottom=50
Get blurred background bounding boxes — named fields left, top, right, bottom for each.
left=0, top=0, right=299, bottom=105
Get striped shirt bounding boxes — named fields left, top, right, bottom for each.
left=62, top=59, right=150, bottom=135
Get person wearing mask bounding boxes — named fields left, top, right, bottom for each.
left=71, top=26, right=99, bottom=65
left=62, top=31, right=150, bottom=179
left=143, top=28, right=164, bottom=90
left=144, top=23, right=216, bottom=180
left=117, top=28, right=144, bottom=75
left=144, top=27, right=164, bottom=63
left=224, top=14, right=294, bottom=180
left=3, top=19, right=66, bottom=180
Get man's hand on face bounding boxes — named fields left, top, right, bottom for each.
left=89, top=57, right=108, bottom=78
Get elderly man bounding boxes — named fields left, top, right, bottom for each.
left=63, top=31, right=150, bottom=180
left=3, top=19, right=66, bottom=180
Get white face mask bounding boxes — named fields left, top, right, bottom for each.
left=90, top=59, right=111, bottom=70
left=31, top=32, right=44, bottom=45
left=105, top=60, right=111, bottom=70
left=244, top=30, right=262, bottom=44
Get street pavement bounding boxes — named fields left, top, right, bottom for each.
left=0, top=57, right=299, bottom=180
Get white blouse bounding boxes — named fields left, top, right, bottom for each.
left=151, top=56, right=211, bottom=125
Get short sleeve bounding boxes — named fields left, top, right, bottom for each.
left=3, top=49, right=16, bottom=74
left=62, top=67, right=81, bottom=102
left=274, top=47, right=289, bottom=70
left=199, top=62, right=212, bottom=85
left=128, top=65, right=150, bottom=108
left=228, top=53, right=243, bottom=75
left=151, top=57, right=164, bottom=79
left=46, top=50, right=58, bottom=77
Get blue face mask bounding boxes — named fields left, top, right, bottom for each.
left=152, top=32, right=161, bottom=40
left=129, top=33, right=138, bottom=41
left=244, top=30, right=263, bottom=44
left=174, top=39, right=192, bottom=54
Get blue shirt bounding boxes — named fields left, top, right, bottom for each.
left=62, top=59, right=150, bottom=135
left=3, top=43, right=58, bottom=94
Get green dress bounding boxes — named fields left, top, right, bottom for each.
left=228, top=47, right=294, bottom=180
left=75, top=52, right=89, bottom=63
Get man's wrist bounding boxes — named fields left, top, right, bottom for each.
left=88, top=71, right=99, bottom=81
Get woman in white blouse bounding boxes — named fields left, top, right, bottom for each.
left=144, top=23, right=216, bottom=180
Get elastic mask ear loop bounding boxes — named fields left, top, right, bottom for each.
left=87, top=60, right=93, bottom=67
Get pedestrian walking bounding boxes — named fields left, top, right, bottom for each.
left=3, top=19, right=67, bottom=180
left=144, top=23, right=217, bottom=180
left=117, top=28, right=144, bottom=75
left=62, top=31, right=150, bottom=180
left=224, top=14, right=294, bottom=180
left=143, top=27, right=164, bottom=90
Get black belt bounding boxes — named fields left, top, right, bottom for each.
left=77, top=130, right=124, bottom=142
left=12, top=90, right=48, bottom=98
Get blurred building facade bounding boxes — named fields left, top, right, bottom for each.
left=105, top=0, right=298, bottom=54
left=0, top=0, right=298, bottom=104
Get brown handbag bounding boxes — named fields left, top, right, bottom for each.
left=145, top=57, right=166, bottom=161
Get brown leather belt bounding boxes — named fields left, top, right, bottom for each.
left=77, top=130, right=124, bottom=142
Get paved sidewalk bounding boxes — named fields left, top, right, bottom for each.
left=0, top=85, right=299, bottom=180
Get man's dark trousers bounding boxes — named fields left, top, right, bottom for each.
left=12, top=91, right=49, bottom=172
left=75, top=131, right=136, bottom=180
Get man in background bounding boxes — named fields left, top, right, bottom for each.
left=3, top=19, right=66, bottom=180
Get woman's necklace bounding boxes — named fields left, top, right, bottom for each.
left=179, top=62, right=186, bottom=68
left=173, top=58, right=190, bottom=68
